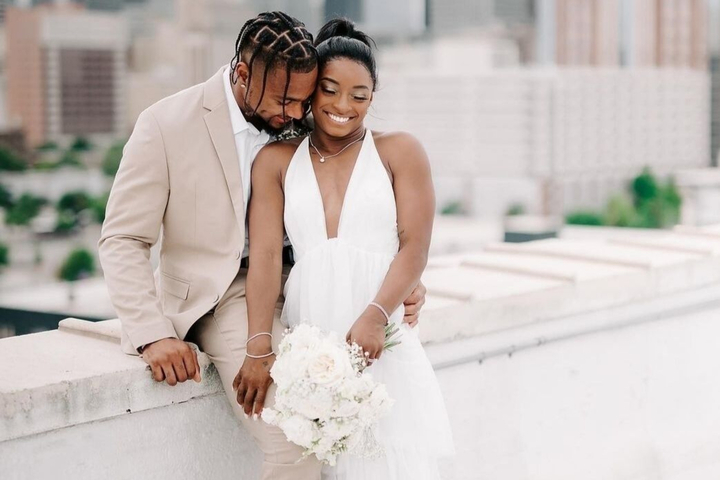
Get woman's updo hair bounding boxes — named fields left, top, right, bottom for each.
left=314, top=18, right=378, bottom=90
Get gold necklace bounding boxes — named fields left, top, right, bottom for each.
left=309, top=129, right=366, bottom=163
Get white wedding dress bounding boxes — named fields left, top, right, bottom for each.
left=281, top=132, right=455, bottom=480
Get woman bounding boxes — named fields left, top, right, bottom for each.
left=237, top=18, right=454, bottom=479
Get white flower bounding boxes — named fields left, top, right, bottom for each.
left=266, top=322, right=394, bottom=465
left=261, top=408, right=280, bottom=425
left=294, top=387, right=334, bottom=420
left=306, top=347, right=353, bottom=386
left=333, top=399, right=361, bottom=418
left=280, top=415, right=317, bottom=448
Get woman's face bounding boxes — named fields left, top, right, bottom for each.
left=311, top=58, right=373, bottom=137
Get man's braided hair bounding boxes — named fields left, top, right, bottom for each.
left=230, top=11, right=317, bottom=121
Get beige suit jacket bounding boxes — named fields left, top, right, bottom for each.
left=99, top=67, right=249, bottom=355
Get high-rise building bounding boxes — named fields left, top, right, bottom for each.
left=428, top=0, right=493, bottom=34
left=425, top=0, right=536, bottom=63
left=536, top=0, right=621, bottom=66
left=494, top=0, right=534, bottom=25
left=6, top=4, right=128, bottom=146
left=623, top=0, right=707, bottom=69
left=324, top=0, right=425, bottom=40
left=368, top=67, right=709, bottom=217
left=253, top=0, right=323, bottom=35
left=428, top=0, right=534, bottom=31
left=710, top=0, right=720, bottom=166
left=537, top=0, right=707, bottom=70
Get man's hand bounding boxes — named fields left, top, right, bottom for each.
left=403, top=280, right=427, bottom=328
left=234, top=354, right=275, bottom=419
left=141, top=338, right=202, bottom=386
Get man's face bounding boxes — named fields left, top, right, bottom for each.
left=234, top=61, right=317, bottom=134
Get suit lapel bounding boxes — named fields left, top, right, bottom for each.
left=203, top=67, right=245, bottom=233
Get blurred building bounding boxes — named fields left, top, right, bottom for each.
left=711, top=0, right=720, bottom=166
left=0, top=0, right=149, bottom=18
left=323, top=0, right=425, bottom=40
left=624, top=0, right=707, bottom=69
left=368, top=67, right=709, bottom=218
left=428, top=0, right=536, bottom=63
left=6, top=4, right=128, bottom=147
left=123, top=0, right=330, bottom=128
left=537, top=0, right=707, bottom=69
left=554, top=0, right=619, bottom=66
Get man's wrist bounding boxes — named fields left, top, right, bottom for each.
left=136, top=337, right=169, bottom=354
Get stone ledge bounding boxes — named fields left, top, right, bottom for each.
left=0, top=327, right=222, bottom=443
left=5, top=224, right=720, bottom=447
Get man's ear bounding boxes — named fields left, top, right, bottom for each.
left=235, top=62, right=250, bottom=87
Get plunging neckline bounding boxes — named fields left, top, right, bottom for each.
left=307, top=131, right=368, bottom=241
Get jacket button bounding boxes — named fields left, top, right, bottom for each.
left=213, top=294, right=219, bottom=303
left=234, top=250, right=241, bottom=260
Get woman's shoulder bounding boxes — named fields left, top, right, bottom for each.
left=371, top=130, right=427, bottom=166
left=372, top=130, right=419, bottom=144
left=255, top=136, right=306, bottom=167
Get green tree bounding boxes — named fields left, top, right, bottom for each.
left=603, top=194, right=636, bottom=227
left=102, top=141, right=126, bottom=177
left=506, top=203, right=526, bottom=216
left=5, top=194, right=46, bottom=226
left=91, top=192, right=110, bottom=224
left=440, top=201, right=464, bottom=215
left=0, top=145, right=27, bottom=171
left=57, top=150, right=84, bottom=169
left=70, top=137, right=92, bottom=151
left=36, top=141, right=59, bottom=152
left=628, top=169, right=682, bottom=229
left=0, top=183, right=13, bottom=210
left=54, top=211, right=78, bottom=233
left=565, top=211, right=604, bottom=226
left=57, top=191, right=92, bottom=214
left=631, top=167, right=658, bottom=207
left=0, top=243, right=8, bottom=268
left=58, top=248, right=95, bottom=282
left=33, top=160, right=60, bottom=171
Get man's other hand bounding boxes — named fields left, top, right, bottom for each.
left=141, top=338, right=202, bottom=386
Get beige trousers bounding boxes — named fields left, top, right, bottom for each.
left=186, top=268, right=321, bottom=480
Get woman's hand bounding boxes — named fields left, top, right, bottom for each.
left=233, top=350, right=275, bottom=419
left=346, top=307, right=387, bottom=362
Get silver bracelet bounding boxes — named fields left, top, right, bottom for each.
left=368, top=302, right=391, bottom=324
left=246, top=332, right=273, bottom=347
left=246, top=351, right=275, bottom=359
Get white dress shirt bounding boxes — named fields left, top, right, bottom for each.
left=223, top=66, right=271, bottom=258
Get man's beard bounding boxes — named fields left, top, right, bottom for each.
left=242, top=109, right=288, bottom=136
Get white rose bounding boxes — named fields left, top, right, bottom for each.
left=261, top=408, right=280, bottom=425
left=333, top=399, right=361, bottom=418
left=307, top=348, right=353, bottom=386
left=270, top=351, right=310, bottom=386
left=280, top=415, right=317, bottom=448
left=294, top=387, right=334, bottom=420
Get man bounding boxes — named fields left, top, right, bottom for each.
left=99, top=11, right=426, bottom=480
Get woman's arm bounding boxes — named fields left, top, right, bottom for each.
left=347, top=132, right=435, bottom=359
left=233, top=144, right=287, bottom=418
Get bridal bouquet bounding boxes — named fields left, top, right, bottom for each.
left=261, top=323, right=400, bottom=465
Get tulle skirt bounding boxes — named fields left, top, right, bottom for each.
left=282, top=240, right=455, bottom=480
